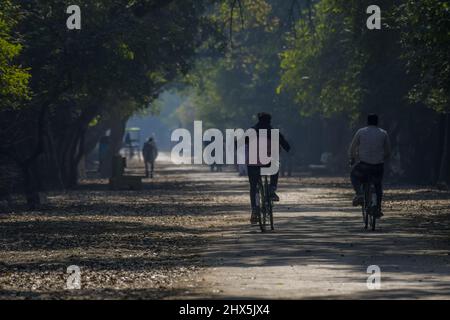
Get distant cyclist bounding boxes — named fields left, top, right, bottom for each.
left=247, top=113, right=290, bottom=224
left=349, top=114, right=391, bottom=217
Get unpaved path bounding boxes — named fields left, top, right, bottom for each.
left=2, top=154, right=450, bottom=299
left=187, top=168, right=450, bottom=299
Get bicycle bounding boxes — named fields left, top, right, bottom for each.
left=351, top=159, right=380, bottom=231
left=254, top=175, right=274, bottom=232
left=361, top=179, right=378, bottom=231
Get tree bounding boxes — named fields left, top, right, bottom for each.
left=278, top=0, right=449, bottom=180
left=0, top=0, right=220, bottom=207
left=0, top=0, right=31, bottom=205
left=0, top=0, right=30, bottom=109
left=396, top=0, right=450, bottom=184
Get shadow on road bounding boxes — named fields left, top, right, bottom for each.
left=1, top=160, right=450, bottom=299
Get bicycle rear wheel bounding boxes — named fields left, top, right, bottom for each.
left=264, top=177, right=274, bottom=231
left=364, top=185, right=377, bottom=231
left=362, top=206, right=368, bottom=229
left=256, top=179, right=267, bottom=232
left=269, top=203, right=274, bottom=231
left=363, top=184, right=369, bottom=229
left=369, top=193, right=377, bottom=231
left=370, top=184, right=378, bottom=231
left=370, top=212, right=377, bottom=231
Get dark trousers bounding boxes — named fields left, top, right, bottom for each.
left=351, top=162, right=384, bottom=208
left=247, top=166, right=279, bottom=209
left=145, top=161, right=154, bottom=177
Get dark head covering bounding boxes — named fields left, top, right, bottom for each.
left=257, top=112, right=272, bottom=125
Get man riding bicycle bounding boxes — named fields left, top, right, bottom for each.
left=247, top=113, right=290, bottom=224
left=349, top=114, right=391, bottom=217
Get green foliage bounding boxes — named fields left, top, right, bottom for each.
left=186, top=0, right=300, bottom=129
left=2, top=0, right=449, bottom=185
left=0, top=0, right=30, bottom=110
left=279, top=0, right=449, bottom=119
left=0, top=0, right=221, bottom=189
left=4, top=0, right=219, bottom=141
left=279, top=0, right=366, bottom=119
left=396, top=0, right=450, bottom=112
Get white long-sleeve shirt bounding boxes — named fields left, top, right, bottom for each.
left=349, top=126, right=391, bottom=165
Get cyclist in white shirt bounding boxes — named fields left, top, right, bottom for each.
left=349, top=114, right=391, bottom=217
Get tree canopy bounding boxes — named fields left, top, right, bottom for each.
left=0, top=0, right=30, bottom=110
left=1, top=0, right=449, bottom=207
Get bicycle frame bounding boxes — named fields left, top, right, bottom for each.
left=255, top=175, right=274, bottom=232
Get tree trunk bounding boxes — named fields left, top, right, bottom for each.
left=21, top=162, right=40, bottom=209
left=437, top=113, right=450, bottom=185
left=20, top=104, right=48, bottom=209
left=60, top=128, right=85, bottom=188
left=105, top=116, right=128, bottom=178
left=42, top=126, right=66, bottom=190
left=84, top=117, right=111, bottom=156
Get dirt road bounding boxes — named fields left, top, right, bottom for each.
left=1, top=155, right=450, bottom=299
left=182, top=163, right=450, bottom=299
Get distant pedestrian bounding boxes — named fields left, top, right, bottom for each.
left=124, top=132, right=135, bottom=159
left=143, top=137, right=158, bottom=178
